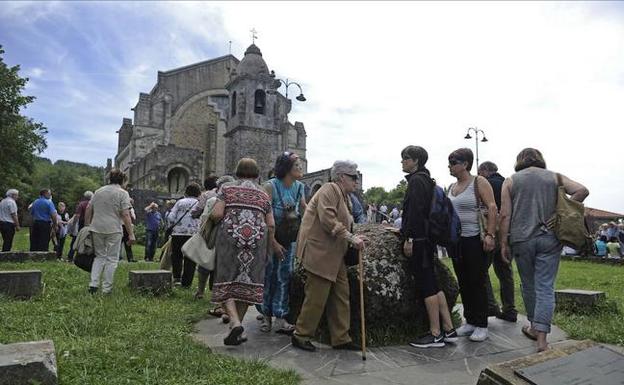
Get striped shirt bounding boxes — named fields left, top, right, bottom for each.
left=448, top=178, right=480, bottom=237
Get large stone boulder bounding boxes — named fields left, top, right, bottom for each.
left=0, top=340, right=58, bottom=385
left=289, top=224, right=459, bottom=346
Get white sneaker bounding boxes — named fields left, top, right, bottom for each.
left=456, top=324, right=477, bottom=336
left=469, top=327, right=488, bottom=342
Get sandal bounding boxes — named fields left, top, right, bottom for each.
left=221, top=314, right=230, bottom=324
left=275, top=319, right=295, bottom=335
left=224, top=326, right=244, bottom=346
left=260, top=317, right=272, bottom=333
left=522, top=325, right=538, bottom=341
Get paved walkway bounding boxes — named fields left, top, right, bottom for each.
left=191, top=307, right=568, bottom=385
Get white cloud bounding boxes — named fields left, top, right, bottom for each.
left=6, top=1, right=624, bottom=213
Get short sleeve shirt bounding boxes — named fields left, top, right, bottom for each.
left=89, top=184, right=132, bottom=234
left=31, top=197, right=57, bottom=222
left=0, top=197, right=18, bottom=223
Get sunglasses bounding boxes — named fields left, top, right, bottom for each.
left=345, top=174, right=359, bottom=181
left=449, top=159, right=463, bottom=166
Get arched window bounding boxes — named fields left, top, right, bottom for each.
left=231, top=91, right=237, bottom=117
left=254, top=89, right=266, bottom=115
left=167, top=167, right=189, bottom=195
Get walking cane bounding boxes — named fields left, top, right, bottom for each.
left=358, top=249, right=367, bottom=361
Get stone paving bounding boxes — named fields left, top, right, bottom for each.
left=192, top=306, right=568, bottom=385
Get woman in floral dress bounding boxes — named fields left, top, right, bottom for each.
left=211, top=158, right=275, bottom=346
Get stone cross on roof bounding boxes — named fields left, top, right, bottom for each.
left=250, top=28, right=258, bottom=44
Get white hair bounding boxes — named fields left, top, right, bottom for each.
left=6, top=189, right=18, bottom=197
left=84, top=191, right=94, bottom=199
left=330, top=160, right=358, bottom=181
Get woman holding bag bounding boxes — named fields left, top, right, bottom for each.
left=258, top=152, right=307, bottom=335
left=168, top=183, right=201, bottom=287
left=447, top=148, right=497, bottom=342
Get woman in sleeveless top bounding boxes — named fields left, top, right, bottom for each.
left=258, top=152, right=307, bottom=335
left=447, top=148, right=497, bottom=342
left=499, top=148, right=588, bottom=352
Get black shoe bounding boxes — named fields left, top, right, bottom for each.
left=488, top=307, right=502, bottom=317
left=443, top=329, right=458, bottom=343
left=224, top=326, right=244, bottom=346
left=409, top=333, right=445, bottom=348
left=291, top=336, right=317, bottom=352
left=332, top=342, right=360, bottom=351
left=88, top=286, right=98, bottom=294
left=496, top=311, right=518, bottom=323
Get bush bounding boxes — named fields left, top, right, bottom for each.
left=133, top=223, right=146, bottom=246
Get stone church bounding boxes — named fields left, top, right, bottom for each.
left=114, top=44, right=311, bottom=195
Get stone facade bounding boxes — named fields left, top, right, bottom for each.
left=114, top=44, right=310, bottom=196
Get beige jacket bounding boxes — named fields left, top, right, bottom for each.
left=296, top=183, right=353, bottom=282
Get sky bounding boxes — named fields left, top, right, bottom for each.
left=1, top=1, right=624, bottom=213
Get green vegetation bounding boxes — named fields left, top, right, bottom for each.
left=1, top=232, right=299, bottom=385
left=444, top=258, right=624, bottom=346
left=0, top=45, right=48, bottom=193
left=364, top=179, right=407, bottom=206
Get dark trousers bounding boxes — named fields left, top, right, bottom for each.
left=121, top=225, right=134, bottom=261
left=144, top=229, right=159, bottom=261
left=171, top=235, right=195, bottom=287
left=0, top=221, right=16, bottom=252
left=30, top=220, right=52, bottom=251
left=451, top=235, right=489, bottom=328
left=56, top=235, right=67, bottom=258
left=68, top=235, right=77, bottom=261
left=486, top=247, right=517, bottom=316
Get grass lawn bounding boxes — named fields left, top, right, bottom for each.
left=1, top=231, right=299, bottom=385
left=444, top=257, right=624, bottom=346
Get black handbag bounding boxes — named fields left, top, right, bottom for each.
left=74, top=253, right=94, bottom=272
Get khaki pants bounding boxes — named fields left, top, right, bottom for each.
left=90, top=232, right=122, bottom=293
left=294, top=263, right=351, bottom=346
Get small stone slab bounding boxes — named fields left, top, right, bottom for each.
left=555, top=289, right=606, bottom=309
left=515, top=345, right=624, bottom=385
left=477, top=340, right=598, bottom=385
left=0, top=270, right=42, bottom=299
left=0, top=340, right=58, bottom=385
left=129, top=270, right=172, bottom=295
left=0, top=251, right=56, bottom=263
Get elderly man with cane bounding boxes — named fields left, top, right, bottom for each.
left=291, top=160, right=367, bottom=352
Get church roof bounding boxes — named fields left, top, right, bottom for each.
left=236, top=44, right=269, bottom=76
left=585, top=207, right=624, bottom=219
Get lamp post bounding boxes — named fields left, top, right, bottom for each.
left=464, top=127, right=488, bottom=170
left=269, top=73, right=306, bottom=102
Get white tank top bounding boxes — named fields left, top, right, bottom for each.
left=448, top=178, right=480, bottom=237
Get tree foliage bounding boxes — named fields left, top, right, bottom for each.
left=20, top=158, right=104, bottom=212
left=0, top=45, right=48, bottom=191
left=364, top=179, right=407, bottom=207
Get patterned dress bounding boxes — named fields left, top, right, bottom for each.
left=212, top=180, right=272, bottom=305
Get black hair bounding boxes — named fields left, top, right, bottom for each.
left=184, top=182, right=202, bottom=198
left=203, top=175, right=218, bottom=190
left=449, top=148, right=474, bottom=171
left=401, top=145, right=428, bottom=168
left=274, top=152, right=299, bottom=179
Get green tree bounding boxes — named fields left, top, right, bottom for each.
left=0, top=45, right=48, bottom=191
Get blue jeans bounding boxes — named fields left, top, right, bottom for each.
left=260, top=242, right=295, bottom=319
left=512, top=232, right=562, bottom=333
left=145, top=229, right=159, bottom=261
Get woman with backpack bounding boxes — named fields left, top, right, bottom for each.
left=258, top=152, right=307, bottom=335
left=447, top=148, right=498, bottom=342
left=400, top=146, right=457, bottom=349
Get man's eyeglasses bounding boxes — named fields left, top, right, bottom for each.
left=345, top=174, right=359, bottom=181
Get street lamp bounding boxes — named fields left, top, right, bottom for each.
left=464, top=127, right=488, bottom=169
left=269, top=72, right=306, bottom=102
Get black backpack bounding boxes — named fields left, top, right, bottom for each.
left=416, top=172, right=461, bottom=248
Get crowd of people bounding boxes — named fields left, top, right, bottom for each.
left=0, top=145, right=592, bottom=353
